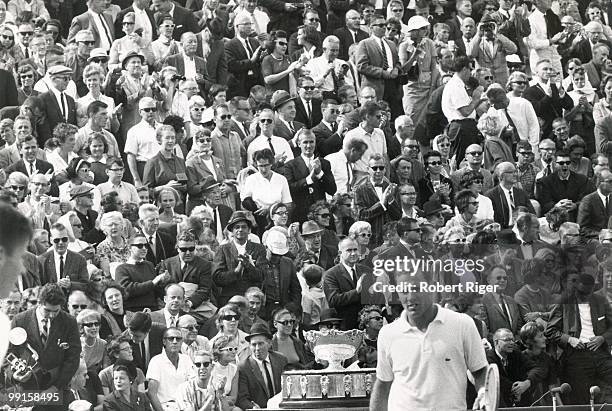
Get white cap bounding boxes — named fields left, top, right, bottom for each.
left=407, top=15, right=429, bottom=31
left=264, top=230, right=289, bottom=255
left=506, top=54, right=522, bottom=64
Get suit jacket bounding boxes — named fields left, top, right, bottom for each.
left=39, top=90, right=77, bottom=132
left=37, top=250, right=89, bottom=291
left=485, top=349, right=534, bottom=407
left=333, top=27, right=369, bottom=62
left=157, top=254, right=212, bottom=308
left=416, top=175, right=455, bottom=209
left=237, top=352, right=288, bottom=410
left=595, top=114, right=612, bottom=157
left=535, top=171, right=590, bottom=217
left=445, top=16, right=462, bottom=42
left=199, top=36, right=228, bottom=85
left=323, top=263, right=370, bottom=330
left=168, top=4, right=200, bottom=40
left=225, top=36, right=262, bottom=98
left=482, top=292, right=525, bottom=338
left=273, top=119, right=305, bottom=143
left=545, top=293, right=612, bottom=349
left=102, top=388, right=152, bottom=410
left=256, top=255, right=302, bottom=308
left=67, top=10, right=115, bottom=47
left=185, top=154, right=226, bottom=212
left=0, top=69, right=18, bottom=110
left=114, top=6, right=157, bottom=41
left=354, top=180, right=402, bottom=247
left=312, top=121, right=342, bottom=157
left=294, top=97, right=322, bottom=129
left=121, top=323, right=165, bottom=373
left=485, top=185, right=535, bottom=229
left=355, top=36, right=400, bottom=99
left=212, top=240, right=266, bottom=306
left=230, top=119, right=250, bottom=142
left=163, top=53, right=212, bottom=92
left=10, top=308, right=80, bottom=390
left=0, top=144, right=46, bottom=170
left=19, top=251, right=42, bottom=290
left=578, top=190, right=612, bottom=238
left=522, top=83, right=573, bottom=139
left=139, top=229, right=177, bottom=266
left=281, top=156, right=337, bottom=223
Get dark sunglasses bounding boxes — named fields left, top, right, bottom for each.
left=260, top=118, right=273, bottom=124
left=122, top=21, right=135, bottom=25
left=72, top=304, right=89, bottom=310
left=220, top=346, right=238, bottom=352
left=28, top=299, right=38, bottom=304
left=79, top=40, right=96, bottom=45
left=82, top=321, right=100, bottom=327
left=387, top=27, right=398, bottom=33
left=391, top=8, right=403, bottom=12
left=276, top=41, right=287, bottom=46
left=179, top=246, right=195, bottom=252
left=428, top=161, right=442, bottom=166
left=484, top=76, right=493, bottom=80
left=318, top=213, right=331, bottom=218
left=371, top=23, right=386, bottom=27
left=165, top=336, right=183, bottom=341
left=1, top=35, right=14, bottom=40
left=370, top=316, right=383, bottom=321
left=557, top=161, right=571, bottom=165
left=471, top=178, right=484, bottom=184
left=10, top=185, right=25, bottom=190
left=370, top=166, right=385, bottom=171
left=19, top=31, right=33, bottom=36
left=307, top=18, right=320, bottom=22
left=20, top=74, right=33, bottom=79
left=197, top=138, right=212, bottom=143
left=513, top=81, right=527, bottom=85
left=131, top=243, right=148, bottom=248
left=400, top=191, right=416, bottom=195
left=52, top=237, right=69, bottom=244
left=303, top=86, right=315, bottom=91
left=404, top=144, right=419, bottom=150
left=276, top=319, right=296, bottom=326
left=219, top=114, right=232, bottom=120
left=194, top=361, right=211, bottom=367
left=90, top=58, right=108, bottom=64
left=141, top=107, right=157, bottom=113
left=467, top=151, right=482, bottom=156
left=223, top=314, right=240, bottom=321
left=359, top=233, right=372, bottom=237
left=518, top=151, right=534, bottom=156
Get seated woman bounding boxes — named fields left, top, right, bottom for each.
left=348, top=221, right=374, bottom=268
left=99, top=282, right=132, bottom=340
left=445, top=189, right=482, bottom=236
left=95, top=211, right=130, bottom=277
left=99, top=337, right=146, bottom=395
left=102, top=362, right=151, bottom=410
left=271, top=308, right=311, bottom=370
left=478, top=112, right=513, bottom=172
left=207, top=337, right=240, bottom=410
left=156, top=186, right=186, bottom=227
left=565, top=135, right=591, bottom=176
left=307, top=200, right=339, bottom=250
left=58, top=158, right=101, bottom=211
left=262, top=202, right=301, bottom=257
left=356, top=306, right=384, bottom=368
left=77, top=309, right=107, bottom=375
left=142, top=125, right=187, bottom=195
left=209, top=304, right=250, bottom=363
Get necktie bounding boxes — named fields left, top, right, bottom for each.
left=306, top=101, right=312, bottom=123
left=41, top=318, right=49, bottom=345
left=98, top=13, right=113, bottom=48
left=289, top=122, right=295, bottom=135
left=29, top=161, right=35, bottom=176
left=25, top=47, right=29, bottom=58
left=139, top=341, right=147, bottom=367
left=60, top=92, right=68, bottom=120
left=545, top=164, right=552, bottom=176
left=351, top=31, right=357, bottom=44
left=245, top=38, right=254, bottom=57
left=149, top=236, right=156, bottom=257
left=263, top=359, right=275, bottom=396
left=59, top=255, right=64, bottom=279
left=170, top=316, right=177, bottom=327
left=606, top=195, right=609, bottom=211
left=498, top=293, right=512, bottom=327
left=267, top=137, right=276, bottom=156
left=348, top=266, right=356, bottom=286
left=215, top=208, right=224, bottom=244
left=346, top=161, right=353, bottom=192
left=331, top=122, right=337, bottom=133
left=380, top=39, right=389, bottom=70
left=508, top=189, right=515, bottom=209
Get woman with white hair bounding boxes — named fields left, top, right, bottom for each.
left=4, top=171, right=28, bottom=203
left=506, top=71, right=529, bottom=99
left=95, top=211, right=130, bottom=277
left=479, top=111, right=513, bottom=172
left=185, top=95, right=208, bottom=142
left=348, top=221, right=374, bottom=268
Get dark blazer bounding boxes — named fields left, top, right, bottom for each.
left=163, top=53, right=212, bottom=92
left=114, top=6, right=157, bottom=40
left=294, top=97, right=322, bottom=129
left=20, top=251, right=42, bottom=290
left=230, top=119, right=250, bottom=142
left=115, top=261, right=161, bottom=311
left=212, top=240, right=266, bottom=306
left=168, top=4, right=200, bottom=40
left=535, top=171, right=590, bottom=217
left=102, top=388, right=152, bottom=410
left=185, top=154, right=226, bottom=212
left=237, top=352, right=288, bottom=410
left=199, top=36, right=228, bottom=85
left=121, top=323, right=165, bottom=373
left=10, top=308, right=81, bottom=390
left=256, top=255, right=302, bottom=308
left=157, top=254, right=212, bottom=308
left=37, top=250, right=89, bottom=291
left=355, top=36, right=400, bottom=99
left=485, top=349, right=535, bottom=407
left=0, top=69, right=18, bottom=110
left=5, top=159, right=59, bottom=196
left=482, top=291, right=525, bottom=338
left=522, top=82, right=574, bottom=139
left=578, top=190, right=612, bottom=238
left=333, top=27, right=369, bottom=61
left=485, top=185, right=536, bottom=229
left=315, top=243, right=338, bottom=271
left=273, top=119, right=305, bottom=143
left=271, top=334, right=313, bottom=368
left=323, top=262, right=370, bottom=330
left=138, top=229, right=177, bottom=266
left=281, top=156, right=337, bottom=223
left=445, top=16, right=462, bottom=42
left=354, top=180, right=402, bottom=247
left=67, top=10, right=115, bottom=47
left=225, top=36, right=262, bottom=98
left=39, top=90, right=77, bottom=132
left=416, top=175, right=455, bottom=209
left=312, top=121, right=342, bottom=157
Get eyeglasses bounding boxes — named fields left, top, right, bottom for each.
left=222, top=314, right=240, bottom=321
left=400, top=191, right=416, bottom=196
left=79, top=40, right=96, bottom=46
left=557, top=161, right=571, bottom=165
left=197, top=138, right=212, bottom=143
left=161, top=24, right=176, bottom=28
left=131, top=243, right=148, bottom=248
left=386, top=27, right=398, bottom=33
left=302, top=86, right=315, bottom=91
left=467, top=151, right=482, bottom=156
left=28, top=299, right=38, bottom=305
left=469, top=201, right=479, bottom=205
left=141, top=107, right=157, bottom=113
left=219, top=346, right=239, bottom=352
left=10, top=185, right=25, bottom=190
left=276, top=41, right=288, bottom=46
left=260, top=118, right=273, bottom=124
left=495, top=276, right=507, bottom=281
left=404, top=144, right=419, bottom=150
left=512, top=81, right=527, bottom=85
left=52, top=237, right=69, bottom=244
left=1, top=35, right=13, bottom=40
left=194, top=361, right=212, bottom=368
left=72, top=304, right=89, bottom=310
left=518, top=151, right=534, bottom=156
left=219, top=114, right=232, bottom=120
left=359, top=233, right=372, bottom=237
left=109, top=168, right=124, bottom=172
left=90, top=58, right=108, bottom=63
left=92, top=277, right=103, bottom=282
left=181, top=325, right=199, bottom=331
left=307, top=18, right=320, bottom=22
left=19, top=31, right=33, bottom=36
left=276, top=319, right=296, bottom=326
left=122, top=22, right=135, bottom=25
left=370, top=316, right=383, bottom=321
left=428, top=161, right=442, bottom=166
left=20, top=74, right=33, bottom=79
left=165, top=336, right=183, bottom=342
left=82, top=321, right=100, bottom=327
left=370, top=166, right=385, bottom=171
left=191, top=107, right=204, bottom=112
left=539, top=147, right=555, bottom=152
left=318, top=213, right=331, bottom=218
left=179, top=246, right=195, bottom=252
left=407, top=228, right=421, bottom=232
left=274, top=211, right=289, bottom=216
left=391, top=8, right=403, bottom=12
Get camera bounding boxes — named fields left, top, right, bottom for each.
left=481, top=23, right=495, bottom=32
left=171, top=74, right=187, bottom=82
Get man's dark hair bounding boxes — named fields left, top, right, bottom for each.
left=87, top=100, right=108, bottom=117
left=396, top=217, right=418, bottom=237
left=0, top=203, right=32, bottom=255
left=163, top=326, right=182, bottom=339
left=39, top=283, right=66, bottom=306
left=453, top=55, right=473, bottom=73
left=423, top=150, right=442, bottom=164
left=359, top=101, right=380, bottom=120
left=516, top=140, right=531, bottom=152
left=128, top=311, right=152, bottom=333
left=556, top=149, right=570, bottom=159
left=253, top=148, right=275, bottom=165
left=485, top=87, right=506, bottom=100
left=163, top=114, right=185, bottom=134
left=0, top=190, right=18, bottom=206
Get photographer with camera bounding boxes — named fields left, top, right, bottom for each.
left=567, top=21, right=612, bottom=74
left=469, top=14, right=517, bottom=87
left=305, top=35, right=352, bottom=97
left=259, top=0, right=306, bottom=35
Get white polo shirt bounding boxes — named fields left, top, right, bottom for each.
left=125, top=120, right=161, bottom=161
left=146, top=350, right=196, bottom=404
left=441, top=74, right=475, bottom=121
left=376, top=306, right=487, bottom=411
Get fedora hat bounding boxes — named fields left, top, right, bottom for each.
left=271, top=90, right=295, bottom=110
left=301, top=220, right=323, bottom=236
left=316, top=308, right=342, bottom=326
left=121, top=50, right=145, bottom=69
left=226, top=210, right=253, bottom=231
left=245, top=323, right=272, bottom=341
left=421, top=200, right=444, bottom=217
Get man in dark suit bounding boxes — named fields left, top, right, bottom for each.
left=485, top=162, right=535, bottom=229
left=323, top=238, right=369, bottom=330
left=513, top=213, right=549, bottom=261
left=163, top=32, right=213, bottom=94
left=151, top=0, right=199, bottom=40
left=355, top=15, right=402, bottom=119
left=138, top=204, right=177, bottom=265
left=482, top=265, right=525, bottom=339
left=0, top=68, right=18, bottom=110
left=212, top=211, right=266, bottom=307
left=157, top=232, right=214, bottom=322
left=294, top=76, right=322, bottom=129
left=259, top=0, right=306, bottom=33
left=333, top=9, right=369, bottom=62
left=545, top=274, right=612, bottom=404
left=9, top=284, right=80, bottom=410
left=229, top=96, right=252, bottom=141
left=312, top=99, right=343, bottom=157
left=38, top=223, right=89, bottom=292
left=114, top=0, right=157, bottom=43
left=122, top=312, right=165, bottom=374
left=237, top=323, right=288, bottom=410
left=578, top=168, right=612, bottom=239
left=446, top=0, right=473, bottom=42
left=354, top=153, right=402, bottom=247
left=523, top=59, right=573, bottom=140
left=67, top=0, right=115, bottom=48
left=281, top=129, right=336, bottom=223
left=536, top=150, right=590, bottom=220
left=386, top=115, right=413, bottom=162
left=148, top=283, right=185, bottom=327
left=39, top=65, right=77, bottom=132
left=189, top=182, right=233, bottom=240
left=272, top=92, right=305, bottom=148
left=301, top=220, right=338, bottom=270
left=225, top=13, right=263, bottom=99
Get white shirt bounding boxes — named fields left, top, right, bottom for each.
left=53, top=250, right=67, bottom=282
left=50, top=86, right=69, bottom=120
left=345, top=126, right=387, bottom=172
left=463, top=36, right=475, bottom=55
left=46, top=149, right=78, bottom=176
left=305, top=55, right=353, bottom=92
left=96, top=180, right=139, bottom=204
left=501, top=185, right=515, bottom=226
left=233, top=240, right=247, bottom=255
left=377, top=36, right=394, bottom=72
left=241, top=172, right=292, bottom=208
left=34, top=75, right=78, bottom=100
left=0, top=312, right=9, bottom=367
left=341, top=262, right=356, bottom=283
left=325, top=151, right=354, bottom=196
left=442, top=74, right=474, bottom=121
left=377, top=307, right=488, bottom=411
left=578, top=304, right=596, bottom=342
left=163, top=308, right=180, bottom=328
left=146, top=350, right=196, bottom=404
left=253, top=355, right=275, bottom=393
left=598, top=189, right=610, bottom=208
left=125, top=120, right=161, bottom=161
left=133, top=4, right=153, bottom=43
left=90, top=11, right=112, bottom=50
left=35, top=308, right=51, bottom=338
left=246, top=135, right=294, bottom=166
left=183, top=54, right=197, bottom=80
left=491, top=97, right=540, bottom=153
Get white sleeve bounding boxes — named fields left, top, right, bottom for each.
left=375, top=326, right=395, bottom=382
left=241, top=174, right=254, bottom=200
left=280, top=175, right=293, bottom=203
left=462, top=315, right=488, bottom=373
left=145, top=356, right=161, bottom=381
left=282, top=140, right=294, bottom=161
left=124, top=131, right=138, bottom=156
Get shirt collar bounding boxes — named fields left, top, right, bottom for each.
left=397, top=305, right=445, bottom=333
